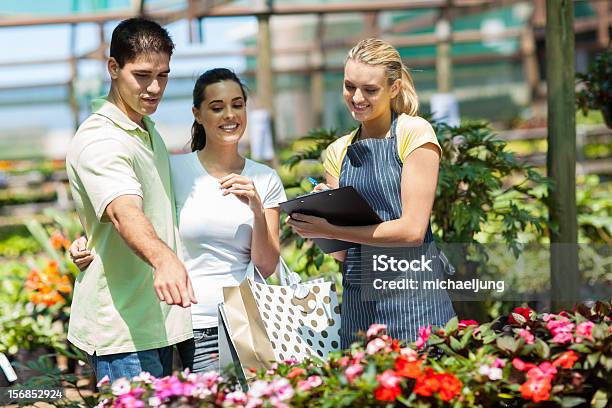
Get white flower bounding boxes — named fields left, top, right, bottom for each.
left=133, top=371, right=153, bottom=383
left=111, top=378, right=131, bottom=396
left=248, top=380, right=272, bottom=399
left=148, top=396, right=162, bottom=407
left=478, top=365, right=491, bottom=376
left=488, top=367, right=503, bottom=381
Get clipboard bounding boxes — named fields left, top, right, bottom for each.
left=280, top=186, right=382, bottom=253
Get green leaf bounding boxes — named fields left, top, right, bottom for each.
left=570, top=344, right=592, bottom=354
left=561, top=397, right=587, bottom=407
left=24, top=219, right=63, bottom=265
left=450, top=336, right=463, bottom=352
left=445, top=316, right=458, bottom=333
left=590, top=390, right=608, bottom=408
left=586, top=352, right=601, bottom=369
left=496, top=336, right=518, bottom=353
left=534, top=338, right=550, bottom=359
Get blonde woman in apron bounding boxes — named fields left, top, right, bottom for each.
left=288, top=38, right=455, bottom=348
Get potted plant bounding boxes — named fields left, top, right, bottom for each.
left=576, top=50, right=612, bottom=128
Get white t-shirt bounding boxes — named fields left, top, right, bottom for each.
left=170, top=152, right=286, bottom=329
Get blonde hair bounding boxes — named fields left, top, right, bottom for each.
left=346, top=38, right=419, bottom=116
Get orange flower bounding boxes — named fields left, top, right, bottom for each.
left=435, top=373, right=462, bottom=402
left=395, top=356, right=422, bottom=379
left=25, top=260, right=72, bottom=307
left=413, top=368, right=440, bottom=397
left=519, top=377, right=552, bottom=403
left=286, top=367, right=306, bottom=379
left=50, top=232, right=66, bottom=250
left=552, top=350, right=579, bottom=369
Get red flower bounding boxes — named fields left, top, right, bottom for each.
left=512, top=358, right=536, bottom=372
left=395, top=356, right=422, bottom=379
left=508, top=307, right=534, bottom=325
left=374, top=370, right=402, bottom=402
left=374, top=384, right=401, bottom=401
left=413, top=368, right=440, bottom=397
left=458, top=320, right=478, bottom=329
left=552, top=351, right=579, bottom=369
left=435, top=373, right=462, bottom=402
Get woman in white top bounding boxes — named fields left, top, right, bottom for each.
left=71, top=68, right=286, bottom=373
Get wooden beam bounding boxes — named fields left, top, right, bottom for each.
left=256, top=13, right=277, bottom=163
left=546, top=0, right=579, bottom=311
left=593, top=0, right=610, bottom=48
left=311, top=13, right=325, bottom=128
left=436, top=4, right=452, bottom=92
left=0, top=0, right=497, bottom=27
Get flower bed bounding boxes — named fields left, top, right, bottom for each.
left=96, top=303, right=611, bottom=408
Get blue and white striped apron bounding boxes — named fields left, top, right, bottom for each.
left=339, top=113, right=455, bottom=347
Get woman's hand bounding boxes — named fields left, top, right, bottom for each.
left=69, top=236, right=94, bottom=271
left=286, top=213, right=336, bottom=239
left=219, top=173, right=263, bottom=212
left=312, top=183, right=331, bottom=192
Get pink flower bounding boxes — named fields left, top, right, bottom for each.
left=526, top=362, right=557, bottom=381
left=245, top=397, right=263, bottom=408
left=458, top=320, right=478, bottom=329
left=297, top=375, right=322, bottom=392
left=519, top=328, right=535, bottom=344
left=352, top=351, right=365, bottom=363
left=345, top=364, right=364, bottom=383
left=367, top=324, right=387, bottom=338
left=248, top=380, right=273, bottom=398
left=492, top=358, right=506, bottom=368
left=224, top=390, right=248, bottom=406
left=547, top=318, right=574, bottom=344
left=116, top=394, right=144, bottom=408
left=376, top=369, right=401, bottom=388
left=152, top=376, right=185, bottom=400
left=338, top=356, right=350, bottom=367
left=512, top=358, right=536, bottom=372
left=575, top=321, right=594, bottom=343
left=415, top=325, right=431, bottom=350
left=96, top=375, right=110, bottom=388
left=271, top=378, right=294, bottom=401
left=366, top=338, right=387, bottom=355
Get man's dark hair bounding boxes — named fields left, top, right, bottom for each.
left=110, top=18, right=175, bottom=67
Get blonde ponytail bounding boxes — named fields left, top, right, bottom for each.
left=392, top=65, right=419, bottom=116
left=347, top=38, right=419, bottom=116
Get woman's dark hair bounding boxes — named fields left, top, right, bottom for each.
left=110, top=18, right=174, bottom=67
left=191, top=68, right=248, bottom=152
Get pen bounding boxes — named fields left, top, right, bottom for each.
left=307, top=177, right=319, bottom=187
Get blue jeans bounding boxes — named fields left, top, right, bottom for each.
left=176, top=327, right=219, bottom=373
left=90, top=346, right=173, bottom=383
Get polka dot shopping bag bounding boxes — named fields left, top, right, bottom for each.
left=219, top=258, right=341, bottom=383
